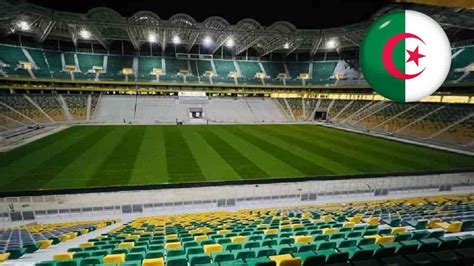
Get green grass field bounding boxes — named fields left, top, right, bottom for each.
left=0, top=124, right=473, bottom=192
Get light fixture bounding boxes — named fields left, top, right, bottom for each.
left=148, top=33, right=157, bottom=43
left=172, top=35, right=181, bottom=44
left=79, top=29, right=91, bottom=39
left=326, top=38, right=337, bottom=49
left=17, top=21, right=30, bottom=31
left=203, top=36, right=212, bottom=47
left=283, top=42, right=290, bottom=49
left=225, top=38, right=234, bottom=48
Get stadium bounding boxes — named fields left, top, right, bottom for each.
left=0, top=0, right=473, bottom=265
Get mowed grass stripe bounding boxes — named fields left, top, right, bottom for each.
left=181, top=127, right=241, bottom=181
left=0, top=127, right=84, bottom=167
left=129, top=126, right=168, bottom=185
left=282, top=125, right=413, bottom=172
left=257, top=125, right=387, bottom=173
left=197, top=127, right=269, bottom=179
left=88, top=126, right=146, bottom=187
left=163, top=126, right=204, bottom=183
left=210, top=126, right=304, bottom=178
left=0, top=127, right=109, bottom=190
left=43, top=127, right=130, bottom=190
left=239, top=126, right=357, bottom=174
left=226, top=126, right=334, bottom=175
left=312, top=125, right=474, bottom=170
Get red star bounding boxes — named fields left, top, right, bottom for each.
left=406, top=46, right=425, bottom=66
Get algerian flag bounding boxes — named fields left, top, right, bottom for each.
left=360, top=10, right=451, bottom=102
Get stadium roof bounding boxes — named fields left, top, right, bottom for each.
left=1, top=0, right=473, bottom=56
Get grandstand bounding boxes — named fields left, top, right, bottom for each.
left=0, top=0, right=473, bottom=265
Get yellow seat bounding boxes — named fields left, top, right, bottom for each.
left=391, top=227, right=407, bottom=234
left=269, top=254, right=301, bottom=266
left=217, top=230, right=231, bottom=235
left=53, top=252, right=75, bottom=261
left=364, top=217, right=380, bottom=226
left=280, top=224, right=292, bottom=230
left=127, top=235, right=140, bottom=241
left=166, top=234, right=178, bottom=241
left=119, top=242, right=135, bottom=249
left=322, top=228, right=338, bottom=235
left=343, top=222, right=355, bottom=228
left=294, top=235, right=313, bottom=244
left=165, top=242, right=182, bottom=250
left=321, top=215, right=333, bottom=222
left=79, top=242, right=94, bottom=248
left=437, top=221, right=462, bottom=233
left=347, top=215, right=363, bottom=223
left=203, top=244, right=223, bottom=256
left=195, top=235, right=209, bottom=242
left=230, top=236, right=247, bottom=243
left=38, top=239, right=53, bottom=249
left=103, top=254, right=126, bottom=264
left=0, top=253, right=10, bottom=262
left=142, top=257, right=164, bottom=266
left=291, top=224, right=304, bottom=229
left=428, top=219, right=442, bottom=228
left=367, top=235, right=395, bottom=245
left=263, top=229, right=279, bottom=235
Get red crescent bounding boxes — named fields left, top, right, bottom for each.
left=382, top=32, right=425, bottom=80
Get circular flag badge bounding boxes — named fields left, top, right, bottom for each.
left=360, top=10, right=451, bottom=102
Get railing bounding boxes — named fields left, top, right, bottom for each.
left=0, top=171, right=473, bottom=222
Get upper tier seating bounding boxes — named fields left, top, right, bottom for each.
left=34, top=194, right=474, bottom=266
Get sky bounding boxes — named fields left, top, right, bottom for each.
left=28, top=0, right=391, bottom=29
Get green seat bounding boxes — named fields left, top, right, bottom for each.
left=412, top=230, right=430, bottom=240
left=6, top=248, right=26, bottom=259
left=459, top=235, right=474, bottom=248
left=358, top=238, right=376, bottom=246
left=246, top=257, right=276, bottom=266
left=73, top=252, right=91, bottom=259
left=350, top=249, right=373, bottom=261
left=439, top=236, right=460, bottom=250
left=126, top=252, right=144, bottom=262
left=145, top=251, right=164, bottom=259
left=428, top=229, right=445, bottom=238
left=418, top=238, right=441, bottom=252
left=293, top=251, right=325, bottom=266
left=111, top=248, right=129, bottom=254
left=68, top=248, right=83, bottom=253
left=232, top=250, right=255, bottom=261
left=212, top=251, right=235, bottom=263
left=80, top=256, right=103, bottom=265
left=91, top=250, right=109, bottom=257
left=314, top=235, right=329, bottom=241
left=406, top=219, right=428, bottom=230
left=318, top=241, right=337, bottom=250
left=224, top=243, right=242, bottom=252
left=278, top=238, right=294, bottom=245
left=274, top=245, right=296, bottom=255
left=254, top=247, right=276, bottom=257
left=183, top=242, right=199, bottom=249
left=405, top=252, right=438, bottom=265
left=189, top=254, right=211, bottom=265
left=219, top=259, right=245, bottom=265
left=296, top=244, right=317, bottom=253
left=430, top=250, right=460, bottom=264
left=326, top=251, right=348, bottom=264
left=130, top=247, right=147, bottom=253
left=338, top=239, right=357, bottom=248
left=167, top=248, right=186, bottom=257
left=244, top=242, right=260, bottom=249
left=217, top=239, right=231, bottom=245
left=395, top=232, right=413, bottom=241
left=346, top=232, right=363, bottom=239
left=57, top=260, right=80, bottom=266
left=166, top=256, right=188, bottom=266
left=373, top=246, right=396, bottom=258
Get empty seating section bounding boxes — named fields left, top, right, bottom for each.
left=63, top=53, right=76, bottom=66
left=29, top=95, right=67, bottom=122
left=399, top=104, right=473, bottom=138
left=163, top=59, right=188, bottom=82
left=0, top=103, right=28, bottom=130
left=303, top=99, right=319, bottom=119
left=0, top=45, right=30, bottom=78
left=214, top=60, right=236, bottom=83
left=0, top=95, right=48, bottom=124
left=138, top=57, right=161, bottom=81
left=433, top=116, right=474, bottom=145
left=312, top=62, right=337, bottom=84
left=34, top=194, right=474, bottom=266
left=103, top=56, right=134, bottom=81
left=261, top=62, right=285, bottom=79
left=358, top=103, right=413, bottom=129
left=331, top=100, right=371, bottom=121
left=43, top=51, right=70, bottom=80
left=286, top=63, right=309, bottom=79
left=90, top=94, right=100, bottom=117
left=76, top=53, right=103, bottom=80
left=0, top=220, right=117, bottom=262
left=239, top=61, right=261, bottom=80
left=447, top=46, right=474, bottom=81
left=27, top=49, right=52, bottom=79
left=64, top=95, right=88, bottom=120
left=287, top=99, right=304, bottom=120
left=195, top=60, right=213, bottom=76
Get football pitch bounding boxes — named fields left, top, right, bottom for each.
left=1, top=124, right=473, bottom=193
